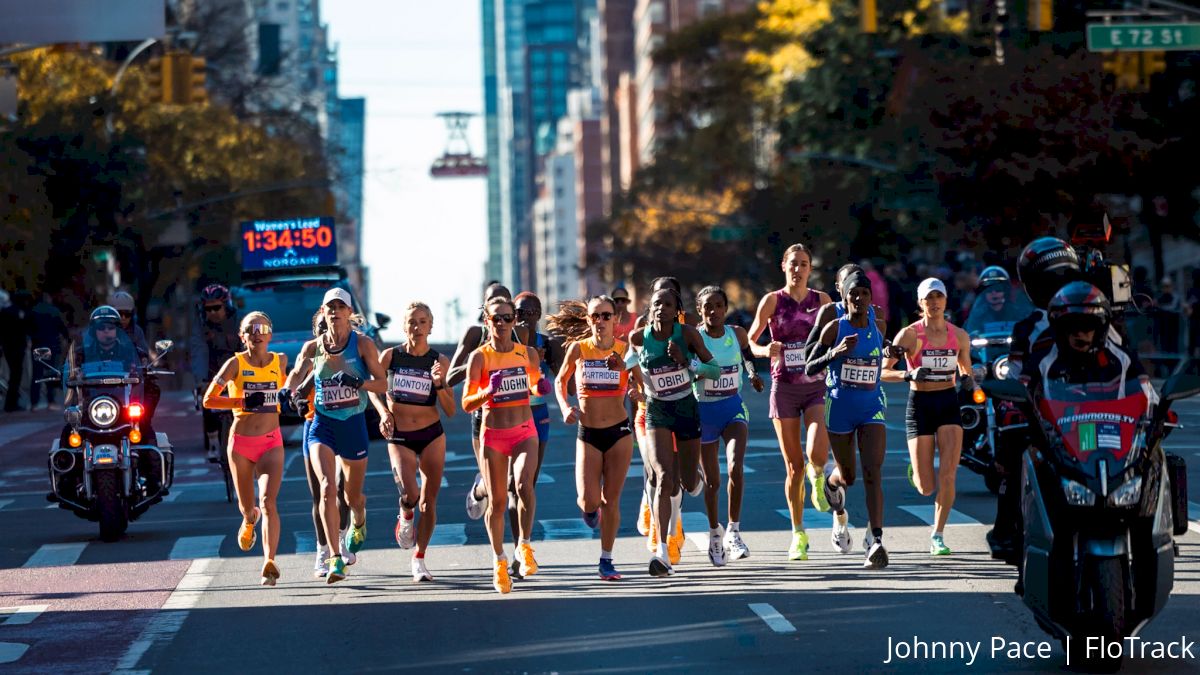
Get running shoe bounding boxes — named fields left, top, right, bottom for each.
left=313, top=548, right=331, bottom=578
left=862, top=530, right=875, bottom=553
left=724, top=528, right=750, bottom=560
left=667, top=520, right=684, bottom=566
left=599, top=558, right=622, bottom=581
left=788, top=530, right=810, bottom=561
left=582, top=509, right=600, bottom=529
left=648, top=555, right=674, bottom=578
left=907, top=462, right=917, bottom=491
left=261, top=559, right=280, bottom=587
left=396, top=512, right=415, bottom=549
left=510, top=559, right=523, bottom=581
left=824, top=477, right=846, bottom=514
left=466, top=473, right=486, bottom=520
left=346, top=521, right=367, bottom=554
left=865, top=540, right=889, bottom=569
left=708, top=529, right=727, bottom=567
left=930, top=533, right=952, bottom=556
left=412, top=557, right=433, bottom=582
left=831, top=516, right=852, bottom=554
left=688, top=463, right=706, bottom=497
left=808, top=463, right=830, bottom=512
left=637, top=491, right=651, bottom=536
left=326, top=555, right=347, bottom=584
left=646, top=519, right=659, bottom=553
left=516, top=542, right=539, bottom=577
left=493, top=559, right=512, bottom=594
left=237, top=509, right=258, bottom=552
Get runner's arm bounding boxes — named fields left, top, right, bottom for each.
left=435, top=354, right=457, bottom=417
left=555, top=341, right=581, bottom=412
left=461, top=351, right=490, bottom=413
left=202, top=357, right=242, bottom=410
left=747, top=293, right=776, bottom=358
left=447, top=325, right=483, bottom=387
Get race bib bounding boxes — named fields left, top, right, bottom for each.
left=648, top=363, right=691, bottom=398
left=581, top=359, right=621, bottom=392
left=921, top=349, right=956, bottom=381
left=319, top=380, right=360, bottom=410
left=782, top=341, right=806, bottom=372
left=243, top=380, right=278, bottom=414
left=390, top=367, right=433, bottom=403
left=840, top=357, right=878, bottom=389
left=703, top=365, right=740, bottom=398
left=492, top=367, right=530, bottom=405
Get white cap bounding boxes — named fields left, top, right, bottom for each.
left=322, top=288, right=353, bottom=307
left=917, top=278, right=947, bottom=300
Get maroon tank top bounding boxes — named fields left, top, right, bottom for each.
left=768, top=289, right=824, bottom=385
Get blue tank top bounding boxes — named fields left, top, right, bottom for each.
left=313, top=330, right=369, bottom=419
left=695, top=325, right=742, bottom=402
left=826, top=316, right=883, bottom=402
left=529, top=332, right=552, bottom=406
left=638, top=323, right=694, bottom=402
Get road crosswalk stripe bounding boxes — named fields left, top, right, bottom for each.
left=539, top=519, right=593, bottom=540
left=748, top=603, right=797, bottom=633
left=0, top=605, right=48, bottom=626
left=0, top=642, right=29, bottom=665
left=775, top=508, right=837, bottom=529
left=681, top=512, right=711, bottom=552
left=429, top=523, right=467, bottom=547
left=537, top=472, right=555, bottom=484
left=23, top=542, right=87, bottom=568
left=897, top=505, right=982, bottom=526
left=168, top=535, right=225, bottom=560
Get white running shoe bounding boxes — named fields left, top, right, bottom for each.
left=865, top=540, right=889, bottom=569
left=314, top=547, right=330, bottom=578
left=831, top=520, right=852, bottom=554
left=412, top=557, right=433, bottom=582
left=862, top=530, right=875, bottom=553
left=687, top=463, right=706, bottom=497
left=339, top=528, right=358, bottom=566
left=708, top=528, right=727, bottom=567
left=465, top=473, right=486, bottom=520
left=724, top=528, right=750, bottom=560
left=397, top=512, right=415, bottom=549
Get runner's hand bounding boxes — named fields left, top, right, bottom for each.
left=243, top=391, right=266, bottom=410
left=487, top=369, right=506, bottom=394
left=885, top=343, right=906, bottom=359
left=536, top=378, right=552, bottom=396
left=431, top=361, right=446, bottom=388
left=767, top=341, right=782, bottom=359
left=330, top=370, right=364, bottom=390
left=750, top=373, right=765, bottom=393
left=905, top=367, right=931, bottom=382
left=563, top=406, right=580, bottom=425
left=666, top=339, right=686, bottom=365
left=833, top=334, right=858, bottom=357
left=379, top=412, right=394, bottom=438
left=605, top=352, right=623, bottom=371
left=628, top=387, right=644, bottom=403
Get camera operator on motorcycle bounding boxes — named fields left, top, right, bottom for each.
left=964, top=266, right=1031, bottom=336
left=110, top=291, right=160, bottom=445
left=189, top=284, right=241, bottom=462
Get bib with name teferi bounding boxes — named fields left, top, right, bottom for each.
left=478, top=343, right=538, bottom=409
left=576, top=337, right=628, bottom=398
left=314, top=330, right=369, bottom=419
left=638, top=323, right=694, bottom=402
left=826, top=316, right=884, bottom=399
left=228, top=352, right=284, bottom=418
left=388, top=345, right=440, bottom=406
left=696, top=326, right=743, bottom=402
left=905, top=321, right=960, bottom=383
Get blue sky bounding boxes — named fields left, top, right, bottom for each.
left=324, top=1, right=487, bottom=342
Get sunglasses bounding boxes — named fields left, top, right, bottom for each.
left=515, top=308, right=539, bottom=318
left=204, top=305, right=224, bottom=313
left=613, top=297, right=631, bottom=304
left=590, top=311, right=614, bottom=321
left=118, top=311, right=132, bottom=318
left=243, top=324, right=273, bottom=336
left=490, top=314, right=515, bottom=324
left=96, top=324, right=118, bottom=332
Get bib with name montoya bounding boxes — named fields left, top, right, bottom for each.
left=390, top=367, right=433, bottom=403
left=703, top=364, right=741, bottom=398
left=581, top=359, right=621, bottom=392
left=319, top=380, right=361, bottom=409
left=242, top=381, right=279, bottom=413
left=491, top=367, right=530, bottom=405
left=648, top=363, right=691, bottom=398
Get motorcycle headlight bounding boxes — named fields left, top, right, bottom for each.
left=1061, top=478, right=1096, bottom=506
left=992, top=356, right=1010, bottom=380
left=970, top=338, right=989, bottom=348
left=89, top=398, right=119, bottom=428
left=971, top=364, right=988, bottom=381
left=1107, top=475, right=1143, bottom=507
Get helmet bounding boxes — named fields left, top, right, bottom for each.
left=108, top=291, right=135, bottom=313
left=89, top=305, right=121, bottom=327
left=1018, top=237, right=1081, bottom=309
left=1047, top=282, right=1111, bottom=353
left=199, top=283, right=234, bottom=315
left=976, top=266, right=1010, bottom=292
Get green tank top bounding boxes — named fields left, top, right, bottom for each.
left=638, top=323, right=694, bottom=401
left=695, top=325, right=742, bottom=402
left=313, top=331, right=369, bottom=419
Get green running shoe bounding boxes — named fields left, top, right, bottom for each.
left=788, top=530, right=809, bottom=561
left=907, top=462, right=917, bottom=491
left=326, top=555, right=347, bottom=584
left=346, top=522, right=367, bottom=554
left=808, top=464, right=830, bottom=512
left=930, top=533, right=952, bottom=556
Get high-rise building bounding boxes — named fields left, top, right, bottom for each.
left=596, top=0, right=635, bottom=217
left=532, top=119, right=578, bottom=308
left=481, top=0, right=505, bottom=283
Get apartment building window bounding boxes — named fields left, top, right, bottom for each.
left=258, top=23, right=282, bottom=76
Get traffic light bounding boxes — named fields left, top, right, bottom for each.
left=1102, top=52, right=1140, bottom=91
left=1028, top=0, right=1053, bottom=32
left=146, top=52, right=207, bottom=105
left=861, top=0, right=877, bottom=33
left=1142, top=50, right=1166, bottom=80
left=187, top=55, right=207, bottom=105
left=146, top=55, right=166, bottom=103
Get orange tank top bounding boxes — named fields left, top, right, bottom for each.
left=575, top=337, right=628, bottom=398
left=227, top=352, right=284, bottom=419
left=476, top=343, right=539, bottom=409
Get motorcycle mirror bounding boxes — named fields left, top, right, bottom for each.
left=33, top=347, right=51, bottom=361
left=981, top=379, right=1030, bottom=404
left=376, top=312, right=391, bottom=330
left=155, top=339, right=174, bottom=354
left=1162, top=371, right=1200, bottom=403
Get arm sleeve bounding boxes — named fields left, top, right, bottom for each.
left=805, top=341, right=837, bottom=376
left=691, top=358, right=722, bottom=380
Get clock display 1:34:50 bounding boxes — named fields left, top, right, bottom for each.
left=243, top=225, right=334, bottom=252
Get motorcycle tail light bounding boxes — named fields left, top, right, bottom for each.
left=68, top=432, right=82, bottom=448
left=972, top=389, right=986, bottom=404
left=128, top=403, right=144, bottom=420
left=1061, top=478, right=1096, bottom=506
left=129, top=428, right=142, bottom=444
left=1108, top=476, right=1143, bottom=507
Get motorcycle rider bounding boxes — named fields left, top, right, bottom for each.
left=110, top=290, right=160, bottom=446
left=189, top=284, right=241, bottom=462
left=964, top=266, right=1031, bottom=335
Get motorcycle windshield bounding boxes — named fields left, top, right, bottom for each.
left=1038, top=377, right=1147, bottom=464
left=964, top=292, right=1033, bottom=336
left=79, top=329, right=139, bottom=376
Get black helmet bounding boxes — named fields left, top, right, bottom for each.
left=1018, top=237, right=1081, bottom=309
left=977, top=266, right=1010, bottom=292
left=89, top=305, right=121, bottom=331
left=1047, top=282, right=1111, bottom=353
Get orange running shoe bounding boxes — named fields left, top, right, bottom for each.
left=668, top=518, right=684, bottom=565
left=237, top=507, right=259, bottom=552
left=493, top=558, right=513, bottom=594
left=260, top=559, right=280, bottom=586
left=637, top=492, right=651, bottom=536
left=516, top=542, right=539, bottom=577
left=646, top=519, right=658, bottom=553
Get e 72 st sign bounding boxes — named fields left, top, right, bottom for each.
left=1087, top=23, right=1200, bottom=51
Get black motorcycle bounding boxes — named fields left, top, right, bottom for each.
left=983, top=370, right=1197, bottom=671
left=34, top=338, right=176, bottom=542
left=959, top=324, right=1019, bottom=494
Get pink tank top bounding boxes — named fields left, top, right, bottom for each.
left=905, top=320, right=960, bottom=383
left=767, top=289, right=823, bottom=385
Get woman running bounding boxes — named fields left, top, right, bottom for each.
left=202, top=311, right=287, bottom=586
left=369, top=302, right=455, bottom=582
left=748, top=244, right=834, bottom=561
left=695, top=286, right=764, bottom=566
left=883, top=278, right=973, bottom=556
left=551, top=296, right=641, bottom=580
left=628, top=287, right=719, bottom=577
left=283, top=288, right=387, bottom=583
left=806, top=271, right=892, bottom=569
left=461, top=296, right=551, bottom=594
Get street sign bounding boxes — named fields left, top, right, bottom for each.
left=1087, top=22, right=1200, bottom=52
left=240, top=217, right=338, bottom=271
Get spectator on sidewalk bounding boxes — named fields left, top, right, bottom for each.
left=1, top=290, right=35, bottom=412
left=30, top=293, right=69, bottom=410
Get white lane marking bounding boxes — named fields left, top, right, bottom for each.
left=0, top=605, right=48, bottom=626
left=168, top=535, right=225, bottom=560
left=898, top=505, right=981, bottom=526
left=0, top=642, right=30, bottom=665
left=537, top=472, right=555, bottom=484
left=680, top=512, right=712, bottom=552
left=539, top=519, right=594, bottom=540
left=0, top=499, right=12, bottom=510
left=748, top=603, right=797, bottom=633
left=626, top=464, right=755, bottom=480
left=162, top=490, right=181, bottom=503
left=294, top=530, right=317, bottom=555
left=23, top=543, right=87, bottom=568
left=775, top=507, right=838, bottom=529
left=428, top=523, right=466, bottom=547
left=112, top=558, right=215, bottom=674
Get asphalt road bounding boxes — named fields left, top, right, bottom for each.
left=1, top=383, right=1199, bottom=673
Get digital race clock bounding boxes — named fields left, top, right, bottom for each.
left=240, top=217, right=338, bottom=271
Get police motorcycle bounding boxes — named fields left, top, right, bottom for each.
left=35, top=309, right=177, bottom=542
left=982, top=287, right=1196, bottom=671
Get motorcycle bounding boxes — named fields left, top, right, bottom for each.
left=983, top=369, right=1198, bottom=671
left=34, top=337, right=176, bottom=542
left=960, top=322, right=1019, bottom=495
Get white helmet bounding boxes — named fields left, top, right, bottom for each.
left=108, top=291, right=135, bottom=313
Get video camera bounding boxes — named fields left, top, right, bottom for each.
left=1070, top=214, right=1133, bottom=313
